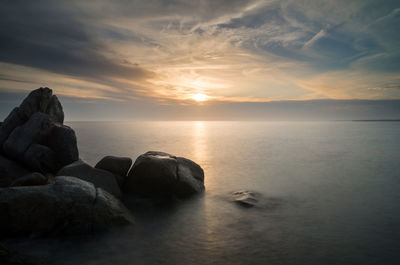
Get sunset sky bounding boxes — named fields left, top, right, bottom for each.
left=0, top=0, right=399, bottom=120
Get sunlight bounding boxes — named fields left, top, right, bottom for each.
left=192, top=93, right=208, bottom=102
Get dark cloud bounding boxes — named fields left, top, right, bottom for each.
left=0, top=0, right=152, bottom=83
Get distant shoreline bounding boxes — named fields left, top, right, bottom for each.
left=351, top=119, right=400, bottom=122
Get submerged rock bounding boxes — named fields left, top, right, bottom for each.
left=124, top=151, right=205, bottom=197
left=56, top=160, right=122, bottom=199
left=0, top=176, right=134, bottom=237
left=95, top=156, right=132, bottom=187
left=232, top=190, right=259, bottom=208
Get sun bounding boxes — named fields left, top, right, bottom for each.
left=192, top=93, right=208, bottom=102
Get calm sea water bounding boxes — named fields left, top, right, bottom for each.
left=5, top=121, right=400, bottom=265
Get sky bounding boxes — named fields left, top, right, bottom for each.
left=0, top=0, right=399, bottom=120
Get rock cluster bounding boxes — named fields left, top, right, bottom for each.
left=0, top=87, right=205, bottom=238
left=0, top=87, right=78, bottom=186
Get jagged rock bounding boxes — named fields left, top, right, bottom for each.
left=95, top=156, right=132, bottom=187
left=232, top=191, right=258, bottom=208
left=124, top=151, right=205, bottom=197
left=3, top=113, right=53, bottom=161
left=11, top=172, right=48, bottom=187
left=0, top=155, right=30, bottom=187
left=0, top=176, right=134, bottom=237
left=56, top=160, right=122, bottom=199
left=44, top=123, right=78, bottom=169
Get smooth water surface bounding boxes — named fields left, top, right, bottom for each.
left=5, top=121, right=400, bottom=265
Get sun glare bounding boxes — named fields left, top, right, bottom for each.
left=192, top=93, right=208, bottom=102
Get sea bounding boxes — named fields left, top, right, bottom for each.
left=4, top=121, right=400, bottom=265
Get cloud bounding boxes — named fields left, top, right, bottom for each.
left=0, top=0, right=399, bottom=110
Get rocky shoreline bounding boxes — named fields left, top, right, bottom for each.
left=0, top=88, right=205, bottom=260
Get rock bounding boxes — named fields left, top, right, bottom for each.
left=175, top=157, right=205, bottom=196
left=0, top=155, right=30, bottom=187
left=23, top=144, right=57, bottom=173
left=44, top=123, right=79, bottom=168
left=0, top=107, right=27, bottom=148
left=0, top=243, right=43, bottom=265
left=56, top=160, right=122, bottom=199
left=232, top=191, right=259, bottom=208
left=3, top=113, right=53, bottom=161
left=0, top=176, right=134, bottom=237
left=95, top=156, right=132, bottom=187
left=18, top=87, right=52, bottom=120
left=11, top=172, right=48, bottom=187
left=124, top=151, right=205, bottom=197
left=45, top=95, right=64, bottom=123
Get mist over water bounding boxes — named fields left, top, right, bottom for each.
left=5, top=121, right=400, bottom=265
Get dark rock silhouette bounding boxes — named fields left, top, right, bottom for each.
left=11, top=172, right=48, bottom=187
left=0, top=243, right=43, bottom=265
left=0, top=155, right=30, bottom=187
left=0, top=176, right=134, bottom=237
left=57, top=160, right=122, bottom=199
left=124, top=151, right=205, bottom=197
left=95, top=156, right=132, bottom=187
left=0, top=87, right=78, bottom=181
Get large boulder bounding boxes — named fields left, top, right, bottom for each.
left=124, top=151, right=205, bottom=197
left=3, top=113, right=53, bottom=161
left=0, top=107, right=27, bottom=148
left=43, top=123, right=78, bottom=169
left=95, top=156, right=132, bottom=187
left=18, top=87, right=53, bottom=119
left=0, top=176, right=134, bottom=237
left=0, top=155, right=30, bottom=187
left=56, top=160, right=122, bottom=199
left=23, top=144, right=57, bottom=173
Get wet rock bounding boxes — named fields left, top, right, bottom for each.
left=3, top=113, right=53, bottom=161
left=232, top=191, right=259, bottom=208
left=11, top=172, right=48, bottom=187
left=124, top=151, right=205, bottom=197
left=95, top=156, right=132, bottom=187
left=0, top=176, right=134, bottom=237
left=56, top=160, right=122, bottom=199
left=0, top=155, right=30, bottom=187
